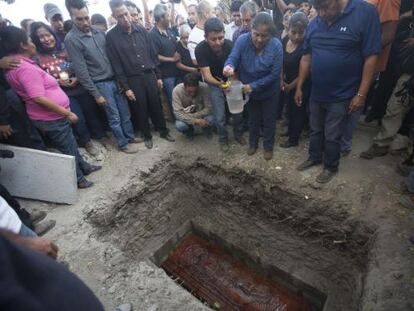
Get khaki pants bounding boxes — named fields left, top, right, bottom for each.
left=374, top=74, right=413, bottom=147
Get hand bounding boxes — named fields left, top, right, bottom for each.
left=0, top=56, right=20, bottom=70
left=0, top=124, right=13, bottom=139
left=26, top=237, right=59, bottom=259
left=284, top=82, right=294, bottom=93
left=223, top=66, right=234, bottom=78
left=281, top=80, right=285, bottom=92
left=67, top=77, right=78, bottom=88
left=242, top=84, right=252, bottom=95
left=58, top=79, right=71, bottom=88
left=193, top=119, right=209, bottom=127
left=349, top=95, right=365, bottom=113
left=157, top=79, right=163, bottom=89
left=173, top=52, right=181, bottom=62
left=403, top=38, right=414, bottom=51
left=67, top=112, right=79, bottom=124
left=125, top=89, right=136, bottom=102
left=95, top=96, right=107, bottom=107
left=294, top=88, right=303, bottom=107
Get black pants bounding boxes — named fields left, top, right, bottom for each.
left=286, top=91, right=308, bottom=144
left=128, top=73, right=168, bottom=139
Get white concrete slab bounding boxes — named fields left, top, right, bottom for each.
left=0, top=144, right=78, bottom=204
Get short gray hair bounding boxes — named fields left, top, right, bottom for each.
left=179, top=24, right=191, bottom=36
left=240, top=1, right=258, bottom=17
left=153, top=3, right=168, bottom=23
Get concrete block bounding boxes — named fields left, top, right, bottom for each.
left=0, top=144, right=78, bottom=204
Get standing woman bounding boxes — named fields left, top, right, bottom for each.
left=30, top=22, right=106, bottom=157
left=2, top=26, right=100, bottom=188
left=280, top=12, right=309, bottom=148
left=224, top=12, right=283, bottom=160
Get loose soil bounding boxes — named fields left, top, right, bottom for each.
left=20, top=124, right=414, bottom=311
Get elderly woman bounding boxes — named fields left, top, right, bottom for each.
left=224, top=12, right=283, bottom=160
left=2, top=26, right=100, bottom=188
left=176, top=24, right=198, bottom=79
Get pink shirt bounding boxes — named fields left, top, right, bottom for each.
left=6, top=56, right=70, bottom=121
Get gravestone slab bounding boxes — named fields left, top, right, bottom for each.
left=0, top=144, right=78, bottom=204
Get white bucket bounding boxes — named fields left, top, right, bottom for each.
left=225, top=80, right=248, bottom=114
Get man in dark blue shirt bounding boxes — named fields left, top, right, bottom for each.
left=295, top=0, right=381, bottom=183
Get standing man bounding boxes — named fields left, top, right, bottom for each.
left=106, top=0, right=174, bottom=149
left=295, top=0, right=381, bottom=183
left=225, top=0, right=243, bottom=41
left=233, top=1, right=258, bottom=43
left=43, top=3, right=67, bottom=43
left=64, top=0, right=140, bottom=154
left=195, top=17, right=245, bottom=152
left=125, top=0, right=144, bottom=27
left=151, top=4, right=181, bottom=119
left=188, top=0, right=213, bottom=63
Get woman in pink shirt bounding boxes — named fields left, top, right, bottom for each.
left=1, top=26, right=100, bottom=189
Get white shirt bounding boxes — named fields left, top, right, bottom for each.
left=0, top=196, right=22, bottom=234
left=188, top=26, right=205, bottom=61
left=225, top=22, right=239, bottom=41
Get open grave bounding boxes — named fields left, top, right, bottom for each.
left=88, top=158, right=377, bottom=310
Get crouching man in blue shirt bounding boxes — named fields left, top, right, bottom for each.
left=224, top=12, right=283, bottom=161
left=294, top=0, right=381, bottom=183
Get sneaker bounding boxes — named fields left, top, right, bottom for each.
left=235, top=136, right=247, bottom=146
left=399, top=195, right=414, bottom=209
left=129, top=137, right=144, bottom=144
left=121, top=145, right=139, bottom=154
left=84, top=165, right=102, bottom=176
left=247, top=147, right=257, bottom=156
left=263, top=150, right=273, bottom=161
left=34, top=219, right=56, bottom=236
left=280, top=141, right=298, bottom=148
left=360, top=144, right=388, bottom=159
left=296, top=159, right=321, bottom=171
left=316, top=169, right=337, bottom=183
left=29, top=210, right=47, bottom=224
left=161, top=133, right=175, bottom=142
left=220, top=142, right=230, bottom=153
left=85, top=141, right=100, bottom=156
left=78, top=179, right=94, bottom=189
left=144, top=139, right=153, bottom=149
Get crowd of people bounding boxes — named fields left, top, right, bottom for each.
left=0, top=0, right=413, bottom=309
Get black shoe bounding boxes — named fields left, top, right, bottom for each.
left=78, top=179, right=94, bottom=189
left=316, top=169, right=337, bottom=183
left=296, top=159, right=321, bottom=171
left=29, top=210, right=47, bottom=224
left=34, top=220, right=56, bottom=236
left=145, top=139, right=153, bottom=149
left=83, top=165, right=102, bottom=176
left=161, top=133, right=175, bottom=142
left=280, top=141, right=298, bottom=148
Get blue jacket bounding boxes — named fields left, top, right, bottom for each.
left=225, top=33, right=283, bottom=101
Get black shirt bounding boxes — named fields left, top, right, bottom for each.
left=282, top=36, right=304, bottom=84
left=195, top=39, right=233, bottom=81
left=176, top=41, right=197, bottom=78
left=150, top=27, right=179, bottom=78
left=106, top=24, right=161, bottom=90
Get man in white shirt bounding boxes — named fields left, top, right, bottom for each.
left=225, top=0, right=243, bottom=41
left=188, top=0, right=213, bottom=63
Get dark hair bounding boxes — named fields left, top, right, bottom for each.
left=65, top=0, right=88, bottom=15
left=204, top=17, right=224, bottom=37
left=230, top=0, right=243, bottom=13
left=30, top=22, right=63, bottom=54
left=20, top=19, right=33, bottom=31
left=252, top=12, right=276, bottom=35
left=91, top=13, right=107, bottom=26
left=109, top=0, right=125, bottom=11
left=64, top=19, right=74, bottom=32
left=183, top=73, right=200, bottom=87
left=311, top=0, right=330, bottom=7
left=289, top=11, right=308, bottom=29
left=0, top=26, right=29, bottom=55
left=124, top=0, right=141, bottom=12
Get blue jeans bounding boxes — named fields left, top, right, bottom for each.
left=209, top=85, right=243, bottom=143
left=341, top=108, right=362, bottom=152
left=95, top=81, right=134, bottom=149
left=163, top=77, right=179, bottom=117
left=19, top=223, right=37, bottom=237
left=32, top=118, right=91, bottom=183
left=309, top=100, right=350, bottom=172
left=69, top=96, right=91, bottom=147
left=175, top=115, right=214, bottom=134
left=248, top=95, right=278, bottom=151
